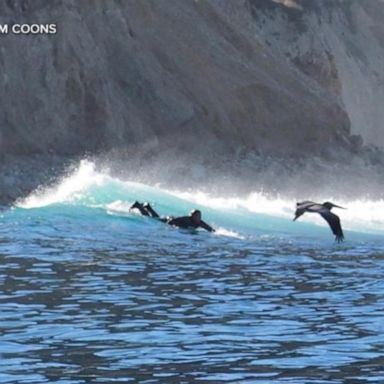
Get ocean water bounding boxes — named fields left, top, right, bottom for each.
left=1, top=160, right=384, bottom=383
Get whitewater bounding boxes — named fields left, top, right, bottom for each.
left=1, top=160, right=384, bottom=383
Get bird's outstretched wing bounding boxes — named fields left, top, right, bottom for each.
left=319, top=211, right=344, bottom=242
left=293, top=201, right=315, bottom=221
left=297, top=201, right=316, bottom=208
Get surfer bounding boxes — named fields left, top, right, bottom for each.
left=130, top=201, right=215, bottom=232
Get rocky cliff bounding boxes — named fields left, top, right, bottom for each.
left=0, top=0, right=383, bottom=202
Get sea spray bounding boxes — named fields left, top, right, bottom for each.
left=17, top=160, right=107, bottom=208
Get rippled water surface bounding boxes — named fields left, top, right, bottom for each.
left=1, top=206, right=384, bottom=384
left=1, top=164, right=384, bottom=383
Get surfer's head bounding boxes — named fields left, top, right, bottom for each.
left=190, top=209, right=202, bottom=224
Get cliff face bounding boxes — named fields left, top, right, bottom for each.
left=0, top=0, right=383, bottom=201
left=244, top=0, right=384, bottom=147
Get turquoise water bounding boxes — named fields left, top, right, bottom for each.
left=1, top=161, right=384, bottom=383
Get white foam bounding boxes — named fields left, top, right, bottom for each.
left=167, top=190, right=384, bottom=235
left=167, top=190, right=293, bottom=217
left=214, top=227, right=245, bottom=239
left=17, top=160, right=108, bottom=208
left=105, top=200, right=133, bottom=216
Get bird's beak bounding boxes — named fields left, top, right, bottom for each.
left=333, top=204, right=346, bottom=209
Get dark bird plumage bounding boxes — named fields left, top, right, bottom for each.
left=293, top=201, right=345, bottom=242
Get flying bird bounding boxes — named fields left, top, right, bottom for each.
left=293, top=201, right=346, bottom=242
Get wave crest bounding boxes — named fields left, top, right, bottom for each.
left=15, top=160, right=384, bottom=235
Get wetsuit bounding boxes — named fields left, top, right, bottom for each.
left=166, top=216, right=214, bottom=232
left=131, top=202, right=215, bottom=232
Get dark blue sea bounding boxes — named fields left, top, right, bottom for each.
left=1, top=161, right=384, bottom=383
